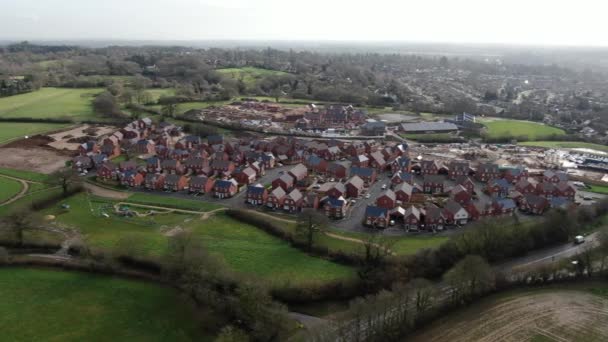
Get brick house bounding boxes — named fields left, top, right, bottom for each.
left=450, top=184, right=472, bottom=204
left=189, top=176, right=215, bottom=194
left=485, top=178, right=511, bottom=198
left=391, top=171, right=414, bottom=186
left=350, top=167, right=377, bottom=185
left=305, top=155, right=329, bottom=174
left=448, top=161, right=470, bottom=180
left=120, top=170, right=145, bottom=187
left=443, top=199, right=469, bottom=225
left=351, top=154, right=370, bottom=168
left=161, top=159, right=184, bottom=175
left=78, top=141, right=99, bottom=156
left=119, top=160, right=137, bottom=172
left=345, top=176, right=365, bottom=198
left=502, top=166, right=528, bottom=183
left=246, top=184, right=268, bottom=205
left=476, top=163, right=500, bottom=182
left=455, top=175, right=475, bottom=194
left=324, top=196, right=348, bottom=219
left=376, top=189, right=397, bottom=209
left=213, top=179, right=238, bottom=199
left=101, top=143, right=121, bottom=158
left=420, top=160, right=440, bottom=175
left=327, top=161, right=350, bottom=180
left=267, top=187, right=287, bottom=209
left=424, top=205, right=446, bottom=230
left=97, top=161, right=118, bottom=181
left=261, top=152, right=276, bottom=169
left=391, top=156, right=411, bottom=174
left=234, top=167, right=257, bottom=185
left=423, top=175, right=444, bottom=194
left=403, top=205, right=422, bottom=230
left=395, top=182, right=414, bottom=204
left=165, top=174, right=189, bottom=191
left=555, top=182, right=576, bottom=200
left=543, top=170, right=568, bottom=184
left=72, top=156, right=93, bottom=171
left=283, top=189, right=304, bottom=212
left=184, top=157, right=209, bottom=174
left=364, top=206, right=389, bottom=228
left=327, top=182, right=347, bottom=199
left=491, top=198, right=517, bottom=215
left=536, top=182, right=557, bottom=199
left=145, top=173, right=166, bottom=190
left=369, top=151, right=387, bottom=170
left=145, top=157, right=162, bottom=173
left=211, top=160, right=235, bottom=176
left=132, top=139, right=156, bottom=155
left=346, top=142, right=366, bottom=157
left=288, top=163, right=308, bottom=183
left=272, top=174, right=294, bottom=191
left=520, top=194, right=549, bottom=214
left=515, top=178, right=538, bottom=195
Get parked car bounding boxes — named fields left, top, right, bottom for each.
left=381, top=184, right=387, bottom=190
left=365, top=194, right=371, bottom=199
left=574, top=235, right=585, bottom=244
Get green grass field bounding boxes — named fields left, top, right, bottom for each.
left=217, top=67, right=290, bottom=87
left=0, top=122, right=70, bottom=144
left=127, top=193, right=224, bottom=212
left=480, top=119, right=565, bottom=141
left=42, top=193, right=355, bottom=285
left=191, top=214, right=356, bottom=285
left=0, top=168, right=51, bottom=183
left=0, top=268, right=212, bottom=342
left=0, top=87, right=102, bottom=120
left=0, top=177, right=22, bottom=203
left=519, top=141, right=608, bottom=153
left=588, top=184, right=608, bottom=195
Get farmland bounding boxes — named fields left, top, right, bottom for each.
left=0, top=268, right=212, bottom=342
left=519, top=140, right=608, bottom=153
left=216, top=67, right=290, bottom=87
left=0, top=87, right=102, bottom=120
left=0, top=122, right=69, bottom=144
left=0, top=176, right=22, bottom=203
left=410, top=285, right=608, bottom=342
left=480, top=119, right=566, bottom=141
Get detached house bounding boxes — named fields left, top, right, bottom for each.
left=246, top=184, right=268, bottom=205
left=145, top=173, right=166, bottom=190
left=485, top=178, right=511, bottom=198
left=327, top=183, right=347, bottom=199
left=345, top=176, right=365, bottom=198
left=234, top=167, right=257, bottom=185
left=476, top=163, right=500, bottom=182
left=324, top=196, right=348, bottom=219
left=420, top=160, right=440, bottom=175
left=555, top=182, right=576, bottom=200
left=391, top=156, right=411, bottom=174
left=350, top=167, right=377, bottom=185
left=369, top=151, right=387, bottom=170
left=351, top=154, right=370, bottom=168
left=213, top=179, right=238, bottom=199
left=424, top=205, right=446, bottom=230
left=502, top=166, right=528, bottom=183
left=423, top=175, right=445, bottom=194
left=267, top=187, right=287, bottom=209
left=327, top=161, right=350, bottom=180
left=455, top=175, right=475, bottom=194
left=288, top=164, right=308, bottom=184
left=392, top=171, right=414, bottom=186
left=394, top=182, right=414, bottom=204
left=543, top=170, right=568, bottom=184
left=403, top=205, right=422, bottom=230
left=376, top=189, right=397, bottom=209
left=448, top=161, right=470, bottom=180
left=443, top=200, right=469, bottom=225
left=97, top=162, right=118, bottom=181
left=520, top=194, right=549, bottom=214
left=515, top=178, right=537, bottom=195
left=305, top=155, right=329, bottom=174
left=189, top=176, right=215, bottom=194
left=364, top=206, right=390, bottom=228
left=272, top=174, right=294, bottom=191
left=283, top=189, right=304, bottom=212
left=165, top=174, right=189, bottom=191
left=450, top=184, right=472, bottom=204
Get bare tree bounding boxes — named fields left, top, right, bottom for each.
left=0, top=210, right=40, bottom=246
left=295, top=209, right=328, bottom=251
left=50, top=167, right=80, bottom=195
left=444, top=255, right=494, bottom=302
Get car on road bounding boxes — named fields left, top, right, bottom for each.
left=574, top=235, right=585, bottom=244
left=583, top=196, right=593, bottom=201
left=365, top=194, right=371, bottom=199
left=381, top=184, right=387, bottom=190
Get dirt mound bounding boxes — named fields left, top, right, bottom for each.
left=66, top=136, right=94, bottom=144
left=1, top=135, right=55, bottom=149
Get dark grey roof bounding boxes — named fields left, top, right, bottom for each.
left=401, top=122, right=458, bottom=132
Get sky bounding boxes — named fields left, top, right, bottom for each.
left=1, top=0, right=607, bottom=46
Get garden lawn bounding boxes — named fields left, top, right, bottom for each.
left=0, top=122, right=69, bottom=144
left=480, top=119, right=565, bottom=141
left=519, top=141, right=608, bottom=153
left=127, top=193, right=224, bottom=211
left=191, top=214, right=356, bottom=286
left=0, top=87, right=102, bottom=120
left=0, top=268, right=212, bottom=342
left=0, top=176, right=22, bottom=203
left=217, top=67, right=290, bottom=87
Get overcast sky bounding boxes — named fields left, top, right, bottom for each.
left=1, top=0, right=607, bottom=46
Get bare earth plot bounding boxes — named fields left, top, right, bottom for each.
left=411, top=290, right=608, bottom=342
left=46, top=124, right=115, bottom=151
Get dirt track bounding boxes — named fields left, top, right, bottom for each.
left=411, top=290, right=608, bottom=342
